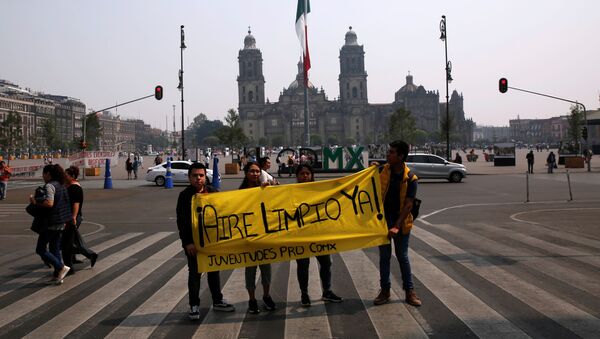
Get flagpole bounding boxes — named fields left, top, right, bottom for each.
left=303, top=0, right=310, bottom=147
left=304, top=61, right=310, bottom=147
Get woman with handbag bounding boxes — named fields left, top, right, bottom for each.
left=30, top=164, right=72, bottom=285
left=62, top=166, right=98, bottom=275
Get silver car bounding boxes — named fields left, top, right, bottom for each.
left=406, top=153, right=467, bottom=183
left=145, top=161, right=214, bottom=186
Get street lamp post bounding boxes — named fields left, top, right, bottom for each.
left=178, top=25, right=186, bottom=160
left=440, top=15, right=453, bottom=161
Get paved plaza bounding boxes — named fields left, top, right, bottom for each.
left=0, top=149, right=599, bottom=338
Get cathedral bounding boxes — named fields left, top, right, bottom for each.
left=237, top=27, right=467, bottom=146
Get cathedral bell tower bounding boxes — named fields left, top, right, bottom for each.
left=238, top=28, right=265, bottom=109
left=237, top=28, right=265, bottom=142
left=339, top=27, right=368, bottom=104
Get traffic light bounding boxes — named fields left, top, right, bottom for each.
left=499, top=78, right=508, bottom=93
left=79, top=140, right=87, bottom=149
left=582, top=126, right=588, bottom=141
left=154, top=85, right=163, bottom=100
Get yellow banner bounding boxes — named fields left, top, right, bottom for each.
left=191, top=166, right=388, bottom=272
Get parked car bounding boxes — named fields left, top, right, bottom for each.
left=406, top=153, right=467, bottom=183
left=145, top=161, right=214, bottom=186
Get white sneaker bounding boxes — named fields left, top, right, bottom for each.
left=56, top=265, right=70, bottom=282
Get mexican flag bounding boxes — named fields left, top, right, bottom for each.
left=295, top=0, right=311, bottom=87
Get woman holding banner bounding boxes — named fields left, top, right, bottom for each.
left=294, top=164, right=343, bottom=307
left=239, top=162, right=277, bottom=314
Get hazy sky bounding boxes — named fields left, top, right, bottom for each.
left=2, top=0, right=599, bottom=130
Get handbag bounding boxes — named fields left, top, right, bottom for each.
left=30, top=218, right=47, bottom=234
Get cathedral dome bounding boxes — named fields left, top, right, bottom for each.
left=244, top=28, right=256, bottom=49
left=344, top=26, right=358, bottom=46
left=397, top=74, right=418, bottom=93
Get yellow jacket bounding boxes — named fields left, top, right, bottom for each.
left=379, top=163, right=418, bottom=235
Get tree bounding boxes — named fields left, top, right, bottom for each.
left=388, top=108, right=416, bottom=143
left=310, top=134, right=322, bottom=146
left=84, top=113, right=103, bottom=150
left=567, top=104, right=583, bottom=152
left=271, top=135, right=284, bottom=146
left=40, top=118, right=60, bottom=150
left=215, top=109, right=247, bottom=150
left=188, top=113, right=224, bottom=147
left=0, top=110, right=23, bottom=156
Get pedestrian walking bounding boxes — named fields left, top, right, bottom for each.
left=126, top=156, right=133, bottom=180
left=239, top=162, right=277, bottom=314
left=132, top=156, right=140, bottom=179
left=546, top=151, right=556, bottom=174
left=176, top=162, right=234, bottom=320
left=0, top=161, right=12, bottom=200
left=30, top=164, right=72, bottom=285
left=294, top=164, right=343, bottom=307
left=374, top=140, right=422, bottom=307
left=62, top=166, right=98, bottom=273
left=526, top=150, right=535, bottom=174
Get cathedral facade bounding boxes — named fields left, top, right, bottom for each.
left=238, top=28, right=467, bottom=146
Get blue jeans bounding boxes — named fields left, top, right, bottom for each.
left=379, top=232, right=413, bottom=291
left=36, top=229, right=64, bottom=274
left=0, top=181, right=7, bottom=199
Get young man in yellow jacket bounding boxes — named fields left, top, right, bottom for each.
left=374, top=140, right=422, bottom=307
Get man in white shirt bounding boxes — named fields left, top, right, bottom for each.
left=258, top=157, right=278, bottom=185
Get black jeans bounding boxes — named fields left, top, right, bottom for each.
left=187, top=253, right=223, bottom=307
left=296, top=255, right=332, bottom=294
left=61, top=225, right=76, bottom=269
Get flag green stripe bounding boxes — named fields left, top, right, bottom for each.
left=296, top=0, right=311, bottom=22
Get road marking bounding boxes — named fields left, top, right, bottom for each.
left=433, top=221, right=600, bottom=296
left=193, top=268, right=248, bottom=339
left=341, top=250, right=428, bottom=338
left=25, top=240, right=182, bottom=338
left=407, top=246, right=530, bottom=338
left=0, top=232, right=172, bottom=328
left=0, top=232, right=141, bottom=298
left=284, top=258, right=333, bottom=339
left=105, top=265, right=188, bottom=338
left=413, top=227, right=600, bottom=338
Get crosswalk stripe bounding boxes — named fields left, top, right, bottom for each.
left=24, top=239, right=182, bottom=338
left=426, top=222, right=600, bottom=297
left=408, top=248, right=530, bottom=338
left=105, top=265, right=188, bottom=338
left=341, top=250, right=428, bottom=338
left=0, top=232, right=141, bottom=298
left=413, top=227, right=600, bottom=338
left=471, top=221, right=600, bottom=268
left=193, top=267, right=249, bottom=338
left=284, top=258, right=333, bottom=339
left=0, top=231, right=172, bottom=328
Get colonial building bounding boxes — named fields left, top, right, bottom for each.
left=237, top=28, right=469, bottom=146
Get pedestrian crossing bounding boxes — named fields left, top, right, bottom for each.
left=1, top=215, right=599, bottom=338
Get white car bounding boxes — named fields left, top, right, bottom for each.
left=145, top=161, right=214, bottom=186
left=406, top=153, right=467, bottom=183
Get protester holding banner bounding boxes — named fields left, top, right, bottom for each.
left=258, top=156, right=278, bottom=186
left=374, top=140, right=422, bottom=307
left=239, top=161, right=277, bottom=314
left=294, top=164, right=343, bottom=307
left=176, top=162, right=234, bottom=320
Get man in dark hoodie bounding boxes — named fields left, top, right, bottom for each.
left=176, top=162, right=234, bottom=320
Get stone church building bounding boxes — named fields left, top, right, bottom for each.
left=237, top=27, right=467, bottom=146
